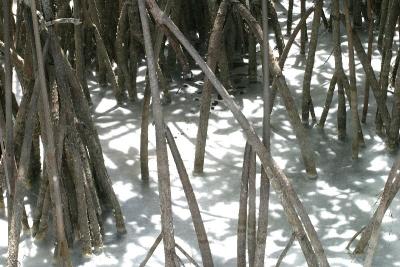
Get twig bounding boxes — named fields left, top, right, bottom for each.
left=175, top=243, right=201, bottom=267
left=45, top=18, right=82, bottom=26
left=0, top=41, right=25, bottom=75
left=139, top=233, right=163, bottom=267
left=346, top=226, right=366, bottom=251
left=275, top=232, right=296, bottom=267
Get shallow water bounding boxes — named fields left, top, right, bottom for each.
left=1, top=0, right=400, bottom=266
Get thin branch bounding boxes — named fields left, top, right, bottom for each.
left=139, top=233, right=163, bottom=267
left=275, top=233, right=296, bottom=267
left=346, top=226, right=366, bottom=251
left=175, top=243, right=201, bottom=267
left=45, top=18, right=82, bottom=26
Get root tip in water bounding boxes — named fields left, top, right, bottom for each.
left=306, top=172, right=318, bottom=180
left=117, top=226, right=127, bottom=235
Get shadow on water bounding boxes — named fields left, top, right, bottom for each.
left=1, top=1, right=400, bottom=266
